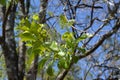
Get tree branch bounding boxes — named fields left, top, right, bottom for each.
left=1, top=1, right=19, bottom=80
left=0, top=36, right=3, bottom=44
left=18, top=0, right=30, bottom=80
left=19, top=0, right=26, bottom=15
left=79, top=19, right=120, bottom=59
left=2, top=3, right=12, bottom=42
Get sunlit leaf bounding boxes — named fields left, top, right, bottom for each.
left=58, top=51, right=65, bottom=56
left=50, top=41, right=59, bottom=51
left=16, top=26, right=29, bottom=31
left=62, top=32, right=75, bottom=41
left=26, top=43, right=32, bottom=47
left=32, top=14, right=39, bottom=21
left=68, top=19, right=75, bottom=26
left=86, top=33, right=93, bottom=37
left=59, top=14, right=68, bottom=29
left=20, top=31, right=35, bottom=41
left=59, top=14, right=75, bottom=29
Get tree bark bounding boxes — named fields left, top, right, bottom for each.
left=18, top=0, right=30, bottom=80
left=1, top=2, right=19, bottom=80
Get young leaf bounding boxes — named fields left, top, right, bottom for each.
left=62, top=32, right=75, bottom=42
left=59, top=14, right=68, bottom=29
left=58, top=51, right=65, bottom=56
left=59, top=14, right=75, bottom=29
left=16, top=26, right=29, bottom=31
left=32, top=14, right=39, bottom=21
left=20, top=31, right=35, bottom=41
left=68, top=19, right=75, bottom=26
left=50, top=41, right=59, bottom=51
left=76, top=33, right=93, bottom=43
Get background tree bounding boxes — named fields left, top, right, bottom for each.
left=0, top=0, right=120, bottom=80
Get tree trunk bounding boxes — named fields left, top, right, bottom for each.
left=1, top=2, right=19, bottom=80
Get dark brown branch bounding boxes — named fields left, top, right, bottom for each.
left=1, top=1, right=18, bottom=80
left=56, top=69, right=70, bottom=80
left=2, top=3, right=12, bottom=42
left=56, top=62, right=73, bottom=80
left=84, top=65, right=93, bottom=80
left=39, top=0, right=48, bottom=23
left=94, top=65, right=120, bottom=70
left=77, top=4, right=103, bottom=9
left=83, top=23, right=106, bottom=47
left=0, top=36, right=3, bottom=44
left=79, top=19, right=120, bottom=59
left=18, top=41, right=26, bottom=80
left=26, top=0, right=30, bottom=14
left=64, top=4, right=103, bottom=11
left=18, top=0, right=30, bottom=80
left=19, top=0, right=26, bottom=15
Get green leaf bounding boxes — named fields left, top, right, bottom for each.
left=0, top=0, right=6, bottom=5
left=59, top=14, right=75, bottom=29
left=32, top=14, right=39, bottom=21
left=47, top=65, right=54, bottom=76
left=68, top=19, right=75, bottom=26
left=45, top=42, right=51, bottom=46
left=78, top=47, right=86, bottom=53
left=50, top=41, right=59, bottom=51
left=76, top=34, right=88, bottom=43
left=58, top=59, right=69, bottom=69
left=20, top=18, right=30, bottom=26
left=16, top=26, right=29, bottom=31
left=58, top=51, right=65, bottom=56
left=25, top=43, right=32, bottom=47
left=76, top=33, right=93, bottom=43
left=80, top=34, right=88, bottom=39
left=38, top=58, right=48, bottom=70
left=48, top=11, right=54, bottom=17
left=32, top=48, right=41, bottom=54
left=20, top=31, right=35, bottom=41
left=58, top=59, right=64, bottom=69
left=30, top=21, right=39, bottom=34
left=72, top=56, right=79, bottom=63
left=62, top=32, right=74, bottom=41
left=63, top=61, right=69, bottom=69
left=86, top=33, right=93, bottom=37
left=26, top=51, right=34, bottom=69
left=59, top=14, right=68, bottom=29
left=27, top=47, right=33, bottom=54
